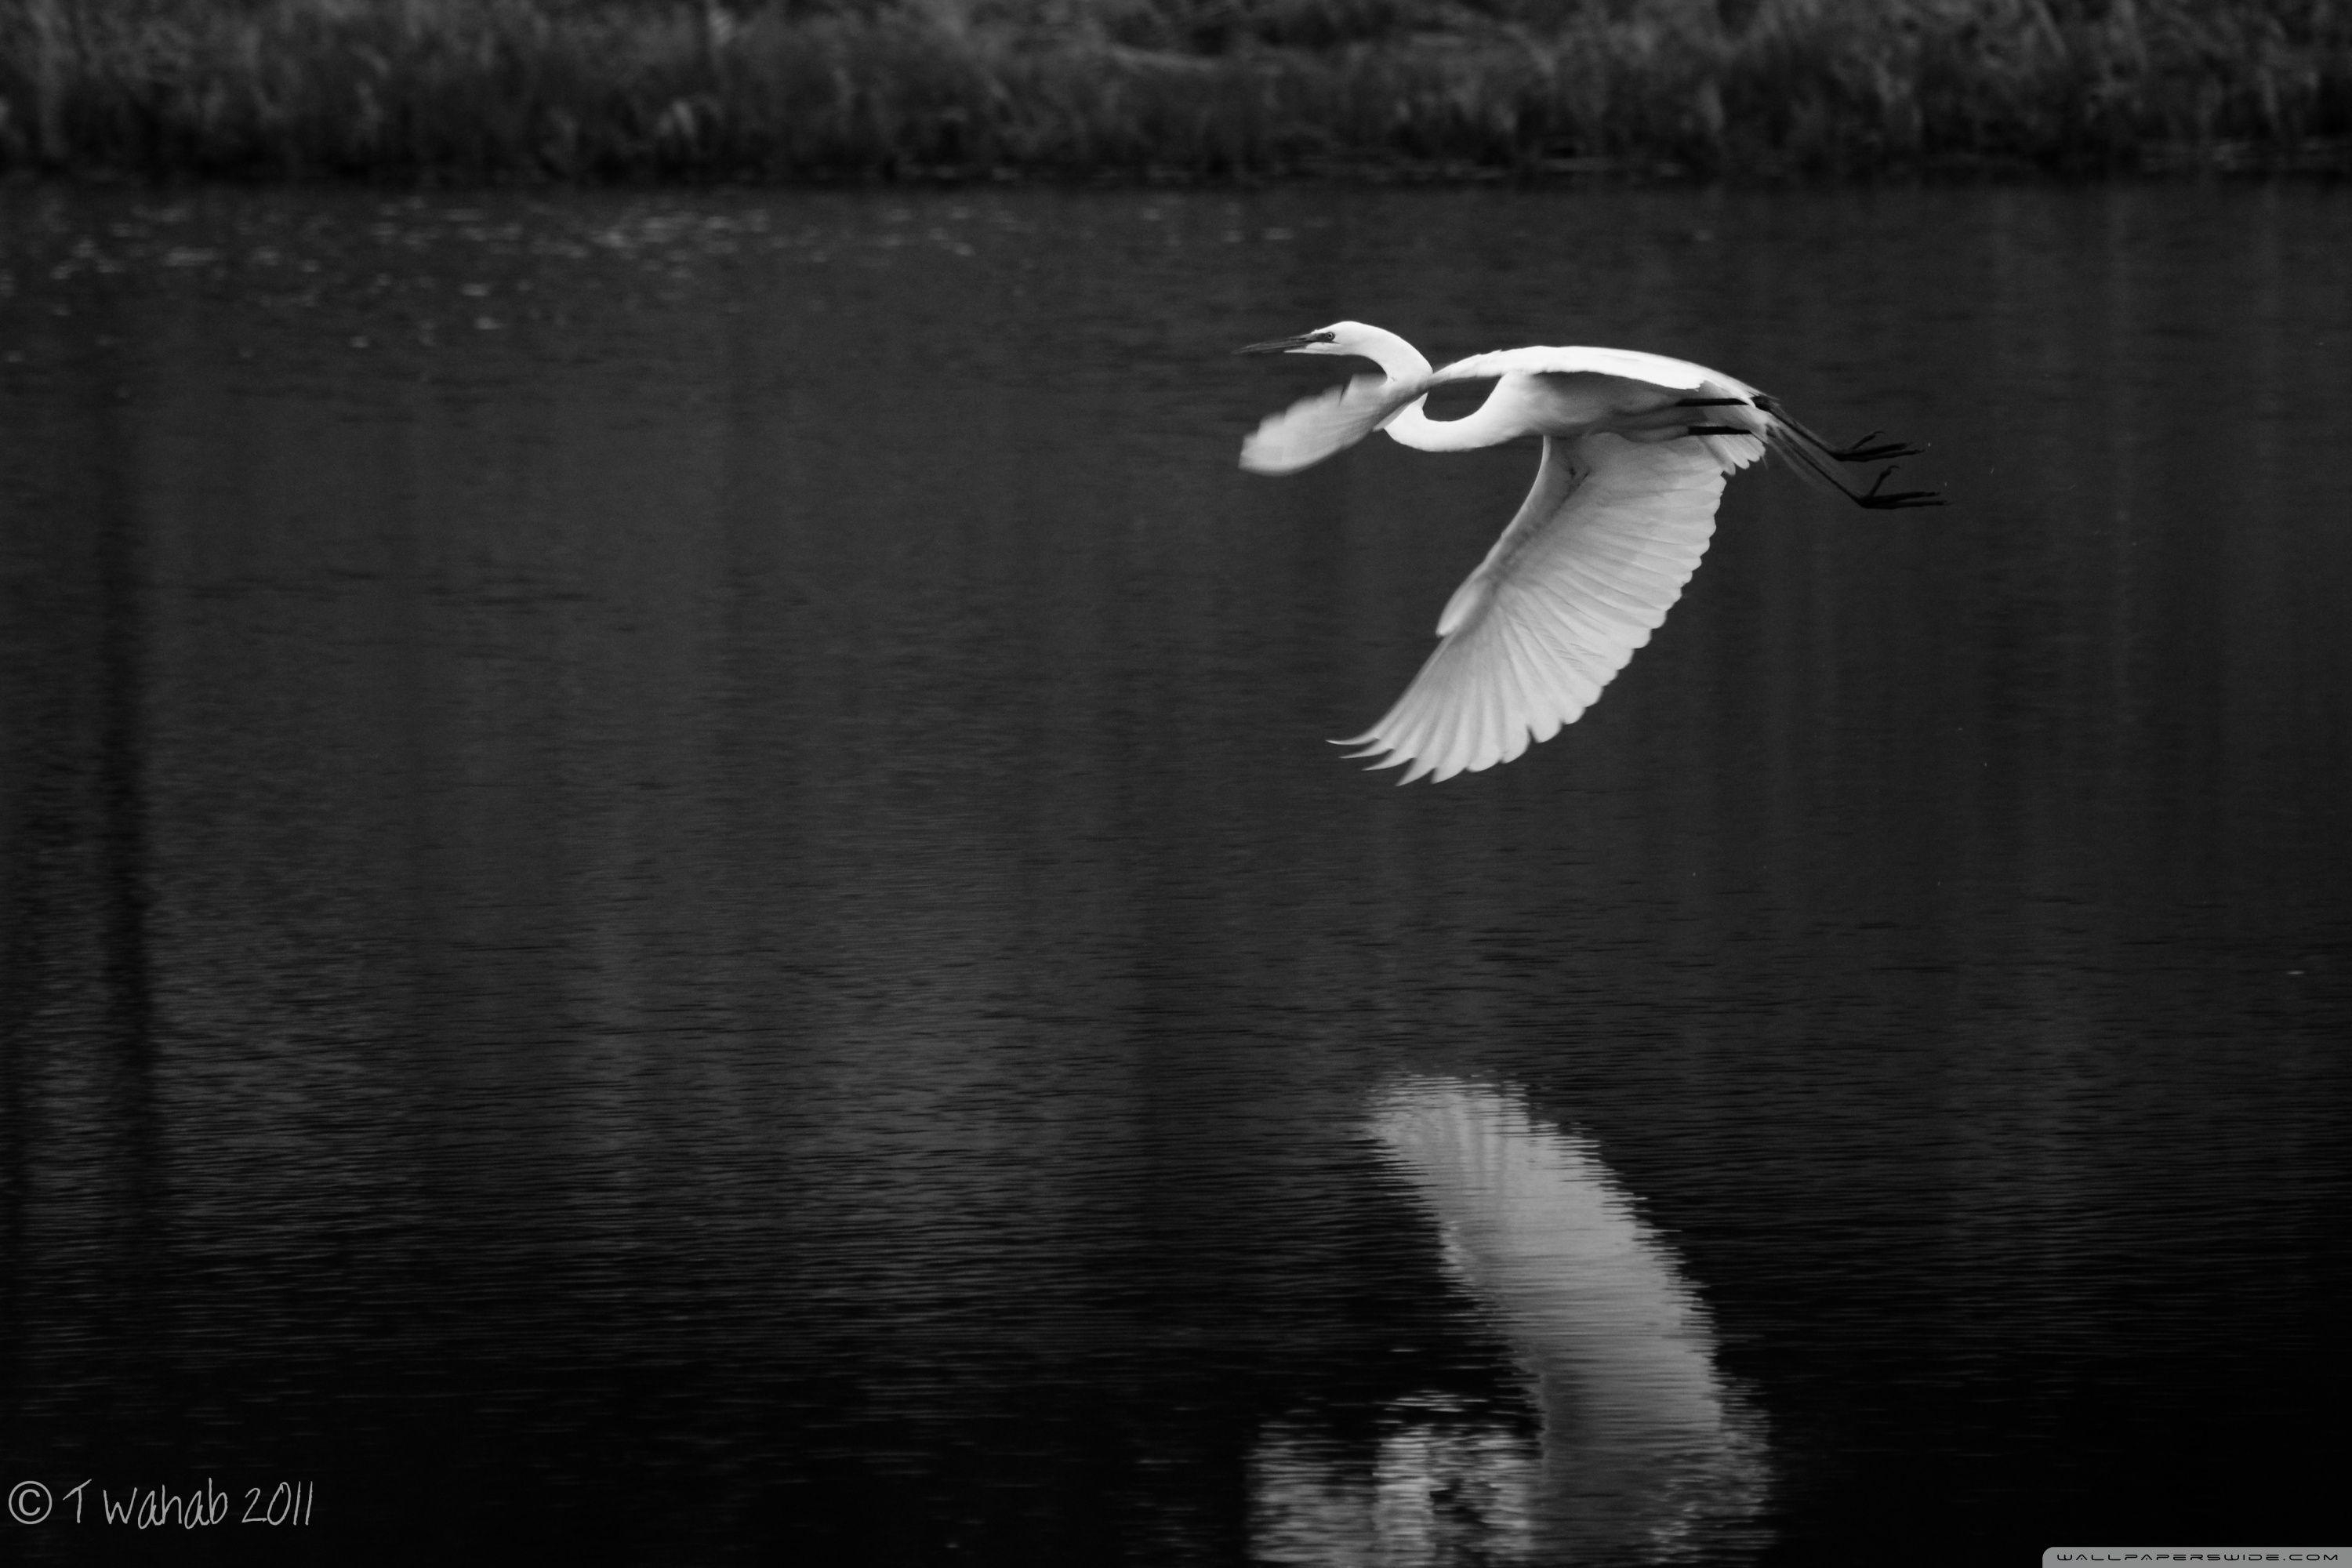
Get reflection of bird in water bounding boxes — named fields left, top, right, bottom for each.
left=1371, top=1079, right=1771, bottom=1559
left=1236, top=321, right=1940, bottom=783
left=1250, top=1078, right=1771, bottom=1566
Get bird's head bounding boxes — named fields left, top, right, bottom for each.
left=1235, top=321, right=1379, bottom=359
left=1235, top=321, right=1429, bottom=384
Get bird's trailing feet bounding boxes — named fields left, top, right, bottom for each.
left=1752, top=395, right=1926, bottom=464
left=1749, top=394, right=1944, bottom=508
left=1822, top=429, right=1925, bottom=463
left=1853, top=466, right=1944, bottom=510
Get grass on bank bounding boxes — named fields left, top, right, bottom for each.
left=1, top=0, right=2347, bottom=180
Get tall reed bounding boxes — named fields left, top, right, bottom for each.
left=1, top=0, right=2344, bottom=179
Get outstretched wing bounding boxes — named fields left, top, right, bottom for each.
left=1339, top=432, right=1740, bottom=784
left=1427, top=344, right=1733, bottom=394
left=1240, top=346, right=1751, bottom=476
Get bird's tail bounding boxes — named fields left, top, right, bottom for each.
left=1240, top=374, right=1413, bottom=475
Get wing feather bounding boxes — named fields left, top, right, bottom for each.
left=1338, top=433, right=1732, bottom=782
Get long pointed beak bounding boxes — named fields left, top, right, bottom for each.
left=1234, top=334, right=1323, bottom=356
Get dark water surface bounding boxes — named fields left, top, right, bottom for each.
left=4, top=182, right=2349, bottom=1566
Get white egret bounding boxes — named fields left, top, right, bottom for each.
left=1236, top=321, right=1939, bottom=784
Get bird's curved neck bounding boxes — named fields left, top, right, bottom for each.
left=1349, top=327, right=1433, bottom=385
left=1385, top=394, right=1526, bottom=452
left=1356, top=330, right=1523, bottom=453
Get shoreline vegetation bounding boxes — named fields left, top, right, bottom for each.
left=1, top=0, right=2347, bottom=183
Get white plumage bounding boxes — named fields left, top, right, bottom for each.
left=1351, top=430, right=1747, bottom=782
left=1235, top=321, right=1936, bottom=784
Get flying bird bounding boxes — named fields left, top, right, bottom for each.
left=1236, top=321, right=1940, bottom=784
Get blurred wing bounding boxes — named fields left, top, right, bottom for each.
left=1240, top=372, right=1414, bottom=474
left=1339, top=433, right=1733, bottom=784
